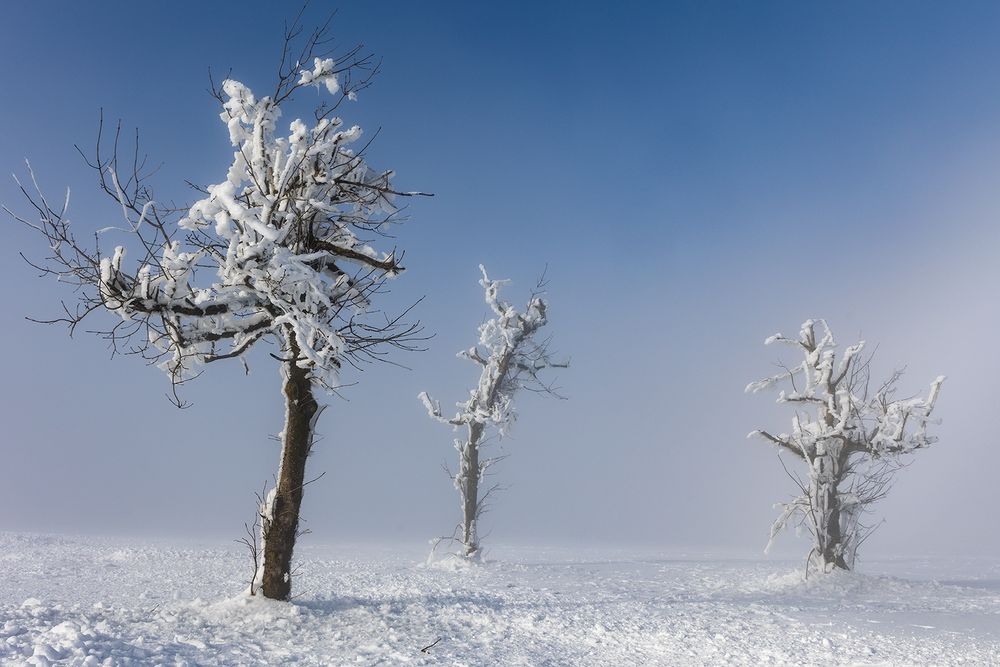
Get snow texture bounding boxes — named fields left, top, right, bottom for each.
left=2, top=532, right=998, bottom=666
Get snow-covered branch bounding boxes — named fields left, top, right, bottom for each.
left=9, top=45, right=428, bottom=403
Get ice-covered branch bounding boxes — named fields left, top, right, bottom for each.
left=748, top=429, right=806, bottom=460
left=418, top=391, right=464, bottom=426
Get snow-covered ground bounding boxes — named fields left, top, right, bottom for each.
left=1, top=533, right=998, bottom=666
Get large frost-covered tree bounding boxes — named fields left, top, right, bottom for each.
left=5, top=18, right=425, bottom=600
left=419, top=266, right=567, bottom=560
left=746, top=319, right=944, bottom=573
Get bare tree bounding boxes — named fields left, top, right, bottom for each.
left=746, top=319, right=944, bottom=574
left=5, top=16, right=426, bottom=600
left=419, top=266, right=567, bottom=560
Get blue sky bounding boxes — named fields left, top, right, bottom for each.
left=2, top=2, right=999, bottom=557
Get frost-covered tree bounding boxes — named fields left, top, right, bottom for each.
left=419, top=266, right=567, bottom=560
left=746, top=319, right=944, bottom=573
left=5, top=19, right=425, bottom=600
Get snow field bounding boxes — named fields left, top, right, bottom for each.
left=2, top=533, right=999, bottom=666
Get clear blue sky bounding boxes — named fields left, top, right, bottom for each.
left=2, top=2, right=999, bottom=557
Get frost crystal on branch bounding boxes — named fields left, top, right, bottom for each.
left=420, top=266, right=567, bottom=560
left=746, top=319, right=944, bottom=573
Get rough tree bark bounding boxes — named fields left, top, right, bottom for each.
left=822, top=495, right=847, bottom=570
left=459, top=422, right=484, bottom=558
left=261, top=333, right=319, bottom=600
left=803, top=445, right=850, bottom=571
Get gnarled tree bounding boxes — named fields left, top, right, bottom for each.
left=746, top=319, right=944, bottom=573
left=419, top=266, right=566, bottom=560
left=5, top=18, right=425, bottom=600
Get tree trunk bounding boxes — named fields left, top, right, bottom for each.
left=459, top=422, right=483, bottom=559
left=260, top=337, right=319, bottom=600
left=820, top=485, right=849, bottom=571
left=456, top=345, right=515, bottom=559
left=809, top=448, right=849, bottom=572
